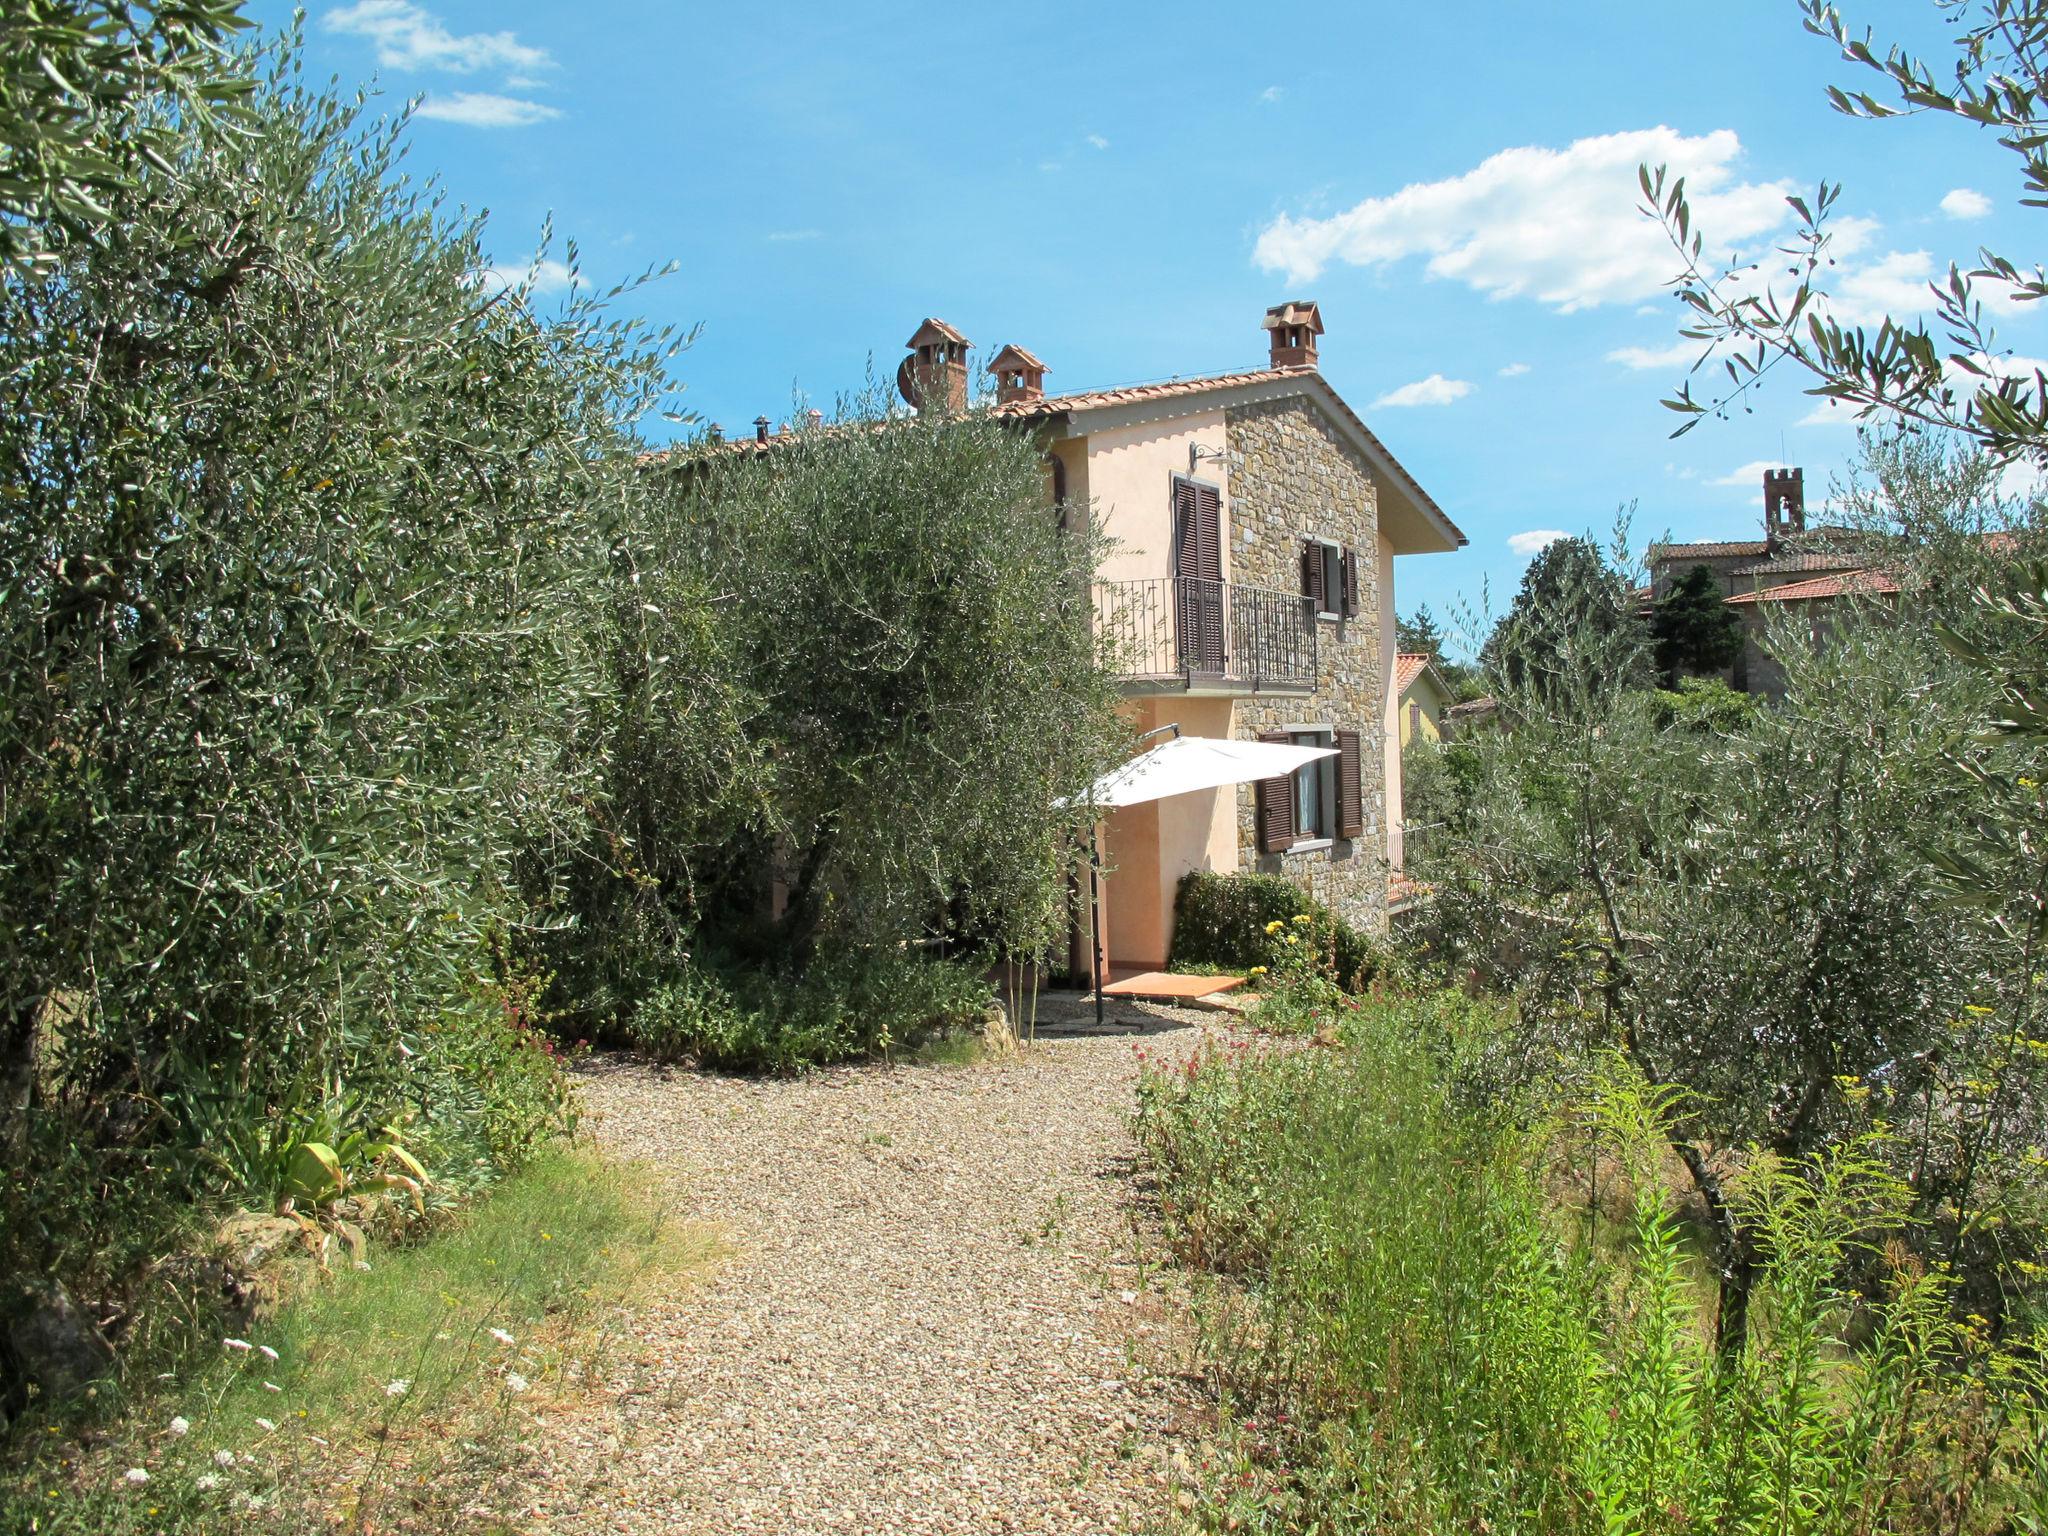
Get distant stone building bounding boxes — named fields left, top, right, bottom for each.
left=1645, top=467, right=1890, bottom=697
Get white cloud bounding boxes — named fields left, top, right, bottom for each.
left=478, top=259, right=579, bottom=295
left=1709, top=459, right=1782, bottom=488
left=1508, top=529, right=1568, bottom=556
left=1497, top=362, right=1531, bottom=377
left=1798, top=399, right=1859, bottom=426
left=416, top=92, right=559, bottom=128
left=326, top=1, right=550, bottom=74
left=1253, top=126, right=1795, bottom=311
left=1606, top=338, right=1702, bottom=371
left=1826, top=249, right=1940, bottom=326
left=1634, top=303, right=1663, bottom=316
left=1941, top=187, right=1992, bottom=220
left=1085, top=133, right=1109, bottom=150
left=1260, top=85, right=1285, bottom=103
left=1954, top=350, right=2048, bottom=381
left=1999, top=459, right=2045, bottom=503
left=1371, top=374, right=1473, bottom=408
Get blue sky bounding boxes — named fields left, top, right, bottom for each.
left=255, top=0, right=2040, bottom=636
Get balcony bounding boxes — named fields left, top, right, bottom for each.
left=1093, top=576, right=1318, bottom=694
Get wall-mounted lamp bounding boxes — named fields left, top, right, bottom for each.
left=1190, top=443, right=1243, bottom=475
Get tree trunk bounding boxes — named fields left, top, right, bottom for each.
left=1715, top=1241, right=1759, bottom=1358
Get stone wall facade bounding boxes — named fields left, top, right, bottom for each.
left=1224, top=396, right=1389, bottom=930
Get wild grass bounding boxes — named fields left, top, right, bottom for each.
left=3, top=1149, right=712, bottom=1534
left=1136, top=989, right=2048, bottom=1535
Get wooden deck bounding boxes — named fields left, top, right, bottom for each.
left=1096, top=971, right=1246, bottom=1002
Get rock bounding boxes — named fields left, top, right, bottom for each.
left=979, top=1003, right=1018, bottom=1058
left=216, top=1211, right=303, bottom=1273
left=7, top=1278, right=114, bottom=1403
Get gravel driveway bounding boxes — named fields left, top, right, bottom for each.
left=528, top=1002, right=1221, bottom=1535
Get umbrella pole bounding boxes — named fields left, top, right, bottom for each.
left=1089, top=826, right=1106, bottom=1031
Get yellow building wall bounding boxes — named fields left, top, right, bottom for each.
left=1080, top=408, right=1233, bottom=584
left=1099, top=693, right=1237, bottom=973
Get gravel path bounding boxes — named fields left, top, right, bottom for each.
left=528, top=1001, right=1224, bottom=1536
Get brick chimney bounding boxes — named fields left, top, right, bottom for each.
left=987, top=343, right=1048, bottom=405
left=1764, top=466, right=1805, bottom=545
left=897, top=318, right=971, bottom=413
left=1262, top=300, right=1324, bottom=369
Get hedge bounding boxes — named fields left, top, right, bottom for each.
left=1167, top=870, right=1381, bottom=992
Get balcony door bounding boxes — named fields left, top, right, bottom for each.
left=1172, top=477, right=1225, bottom=675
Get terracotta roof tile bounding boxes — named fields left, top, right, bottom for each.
left=1724, top=570, right=1900, bottom=604
left=1649, top=539, right=1772, bottom=561
left=988, top=366, right=1313, bottom=418
left=997, top=365, right=1464, bottom=549
left=1727, top=551, right=1873, bottom=576
left=1392, top=653, right=1429, bottom=694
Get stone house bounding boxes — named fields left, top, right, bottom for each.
left=974, top=302, right=1466, bottom=971
left=682, top=302, right=1465, bottom=975
left=1645, top=466, right=1885, bottom=697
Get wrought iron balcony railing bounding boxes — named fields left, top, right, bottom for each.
left=1092, top=576, right=1318, bottom=692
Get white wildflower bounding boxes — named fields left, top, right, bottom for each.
left=196, top=1472, right=221, bottom=1493
left=167, top=1415, right=190, bottom=1437
left=503, top=1371, right=529, bottom=1395
left=488, top=1328, right=515, bottom=1346
left=262, top=1381, right=281, bottom=1393
left=384, top=1378, right=409, bottom=1398
left=257, top=1344, right=279, bottom=1362
left=222, top=1338, right=252, bottom=1352
left=254, top=1416, right=276, bottom=1433
left=122, top=1467, right=150, bottom=1486
left=353, top=1260, right=372, bottom=1272
left=213, top=1449, right=235, bottom=1469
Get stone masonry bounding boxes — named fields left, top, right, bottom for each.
left=1224, top=395, right=1389, bottom=929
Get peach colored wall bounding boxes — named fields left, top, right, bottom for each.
left=1379, top=535, right=1404, bottom=870
left=1081, top=408, right=1233, bottom=584
left=1100, top=694, right=1238, bottom=972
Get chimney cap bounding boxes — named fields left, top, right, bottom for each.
left=905, top=317, right=970, bottom=351
left=1262, top=300, right=1325, bottom=337
left=753, top=414, right=772, bottom=444
left=987, top=343, right=1047, bottom=374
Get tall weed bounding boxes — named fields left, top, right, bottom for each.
left=1137, top=993, right=2047, bottom=1534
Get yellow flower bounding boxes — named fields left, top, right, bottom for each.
left=1965, top=1004, right=1995, bottom=1016
left=1263, top=920, right=1285, bottom=935
left=1285, top=934, right=1301, bottom=946
left=1291, top=914, right=1312, bottom=925
left=1248, top=966, right=1268, bottom=977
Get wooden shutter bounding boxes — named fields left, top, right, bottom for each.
left=1255, top=730, right=1297, bottom=853
left=1341, top=547, right=1359, bottom=618
left=1175, top=479, right=1225, bottom=671
left=1337, top=729, right=1364, bottom=838
left=1301, top=541, right=1325, bottom=613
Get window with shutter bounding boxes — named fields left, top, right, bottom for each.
left=1174, top=477, right=1225, bottom=672
left=1337, top=729, right=1364, bottom=838
left=1299, top=540, right=1324, bottom=614
left=1254, top=730, right=1297, bottom=853
left=1341, top=547, right=1359, bottom=618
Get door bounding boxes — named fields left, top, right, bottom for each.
left=1172, top=477, right=1225, bottom=674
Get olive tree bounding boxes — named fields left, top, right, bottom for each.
left=1647, top=0, right=2048, bottom=462
left=1421, top=444, right=2046, bottom=1347
left=1, top=0, right=252, bottom=272
left=0, top=53, right=682, bottom=1290
left=633, top=399, right=1125, bottom=973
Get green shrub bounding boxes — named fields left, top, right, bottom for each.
left=1136, top=993, right=2048, bottom=1535
left=628, top=947, right=992, bottom=1073
left=1168, top=871, right=1381, bottom=991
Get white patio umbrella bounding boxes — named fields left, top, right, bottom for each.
left=1067, top=732, right=1339, bottom=811
left=1066, top=728, right=1339, bottom=1026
